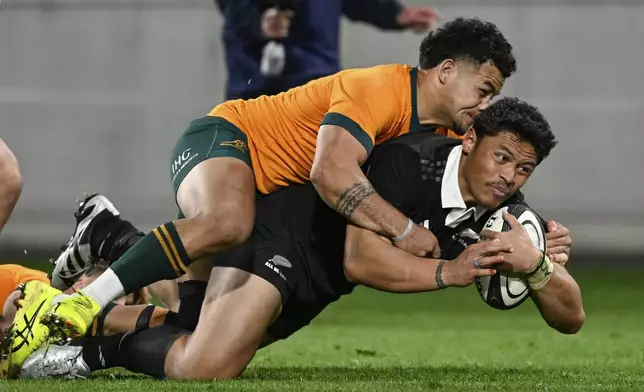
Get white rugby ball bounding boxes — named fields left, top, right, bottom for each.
left=475, top=204, right=546, bottom=310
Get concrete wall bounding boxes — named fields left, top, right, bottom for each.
left=1, top=0, right=642, bottom=258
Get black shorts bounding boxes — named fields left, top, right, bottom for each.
left=214, top=184, right=355, bottom=340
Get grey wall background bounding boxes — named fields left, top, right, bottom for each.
left=0, top=0, right=642, bottom=259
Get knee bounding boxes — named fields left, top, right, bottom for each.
left=197, top=361, right=245, bottom=380
left=191, top=209, right=253, bottom=252
left=215, top=210, right=254, bottom=247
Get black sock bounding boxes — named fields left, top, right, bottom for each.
left=75, top=324, right=189, bottom=378
left=72, top=334, right=123, bottom=371
left=163, top=280, right=207, bottom=331
left=89, top=218, right=145, bottom=264
left=123, top=325, right=190, bottom=378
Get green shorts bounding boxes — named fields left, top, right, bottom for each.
left=170, top=116, right=252, bottom=195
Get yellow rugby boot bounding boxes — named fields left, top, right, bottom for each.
left=0, top=280, right=61, bottom=379
left=41, top=291, right=101, bottom=341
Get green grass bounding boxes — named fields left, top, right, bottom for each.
left=2, top=265, right=643, bottom=391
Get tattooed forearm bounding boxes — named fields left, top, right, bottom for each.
left=435, top=260, right=447, bottom=289
left=335, top=181, right=376, bottom=218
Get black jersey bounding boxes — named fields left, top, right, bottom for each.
left=215, top=133, right=530, bottom=340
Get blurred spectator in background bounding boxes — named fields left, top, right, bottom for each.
left=215, top=0, right=440, bottom=100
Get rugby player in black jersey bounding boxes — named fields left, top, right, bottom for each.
left=19, top=97, right=583, bottom=381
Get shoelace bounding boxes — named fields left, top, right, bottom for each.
left=49, top=198, right=89, bottom=266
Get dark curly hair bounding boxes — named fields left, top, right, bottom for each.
left=419, top=17, right=516, bottom=79
left=473, top=97, right=557, bottom=164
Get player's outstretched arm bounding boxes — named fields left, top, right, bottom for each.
left=481, top=211, right=585, bottom=334
left=0, top=138, right=23, bottom=234
left=312, top=125, right=439, bottom=257
left=530, top=263, right=585, bottom=334
left=343, top=224, right=507, bottom=293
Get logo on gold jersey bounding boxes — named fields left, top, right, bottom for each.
left=220, top=140, right=248, bottom=153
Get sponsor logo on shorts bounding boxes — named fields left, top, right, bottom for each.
left=220, top=140, right=248, bottom=153
left=171, top=148, right=199, bottom=183
left=265, top=255, right=289, bottom=281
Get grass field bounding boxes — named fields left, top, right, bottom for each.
left=1, top=264, right=643, bottom=391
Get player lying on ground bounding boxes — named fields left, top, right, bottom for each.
left=0, top=138, right=23, bottom=235
left=0, top=264, right=50, bottom=341
left=21, top=18, right=520, bottom=358
left=18, top=98, right=583, bottom=380
left=0, top=263, right=154, bottom=345
left=0, top=263, right=204, bottom=379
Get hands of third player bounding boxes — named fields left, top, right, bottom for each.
left=396, top=6, right=441, bottom=33
left=261, top=8, right=294, bottom=39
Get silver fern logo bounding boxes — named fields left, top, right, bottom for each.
left=269, top=255, right=292, bottom=268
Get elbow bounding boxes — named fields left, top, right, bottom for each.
left=343, top=238, right=366, bottom=285
left=2, top=162, right=23, bottom=203
left=309, top=159, right=331, bottom=189
left=343, top=225, right=366, bottom=285
left=8, top=171, right=23, bottom=202
left=551, top=309, right=586, bottom=335
left=310, top=159, right=341, bottom=202
left=343, top=257, right=361, bottom=285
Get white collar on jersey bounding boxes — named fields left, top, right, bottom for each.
left=441, top=145, right=488, bottom=228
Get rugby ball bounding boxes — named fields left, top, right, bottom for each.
left=475, top=204, right=546, bottom=310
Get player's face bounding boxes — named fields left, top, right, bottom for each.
left=442, top=61, right=504, bottom=134
left=461, top=130, right=537, bottom=209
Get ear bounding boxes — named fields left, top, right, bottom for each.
left=461, top=127, right=477, bottom=155
left=437, top=59, right=456, bottom=85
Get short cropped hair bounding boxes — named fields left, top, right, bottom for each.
left=473, top=97, right=557, bottom=164
left=419, top=17, right=517, bottom=79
